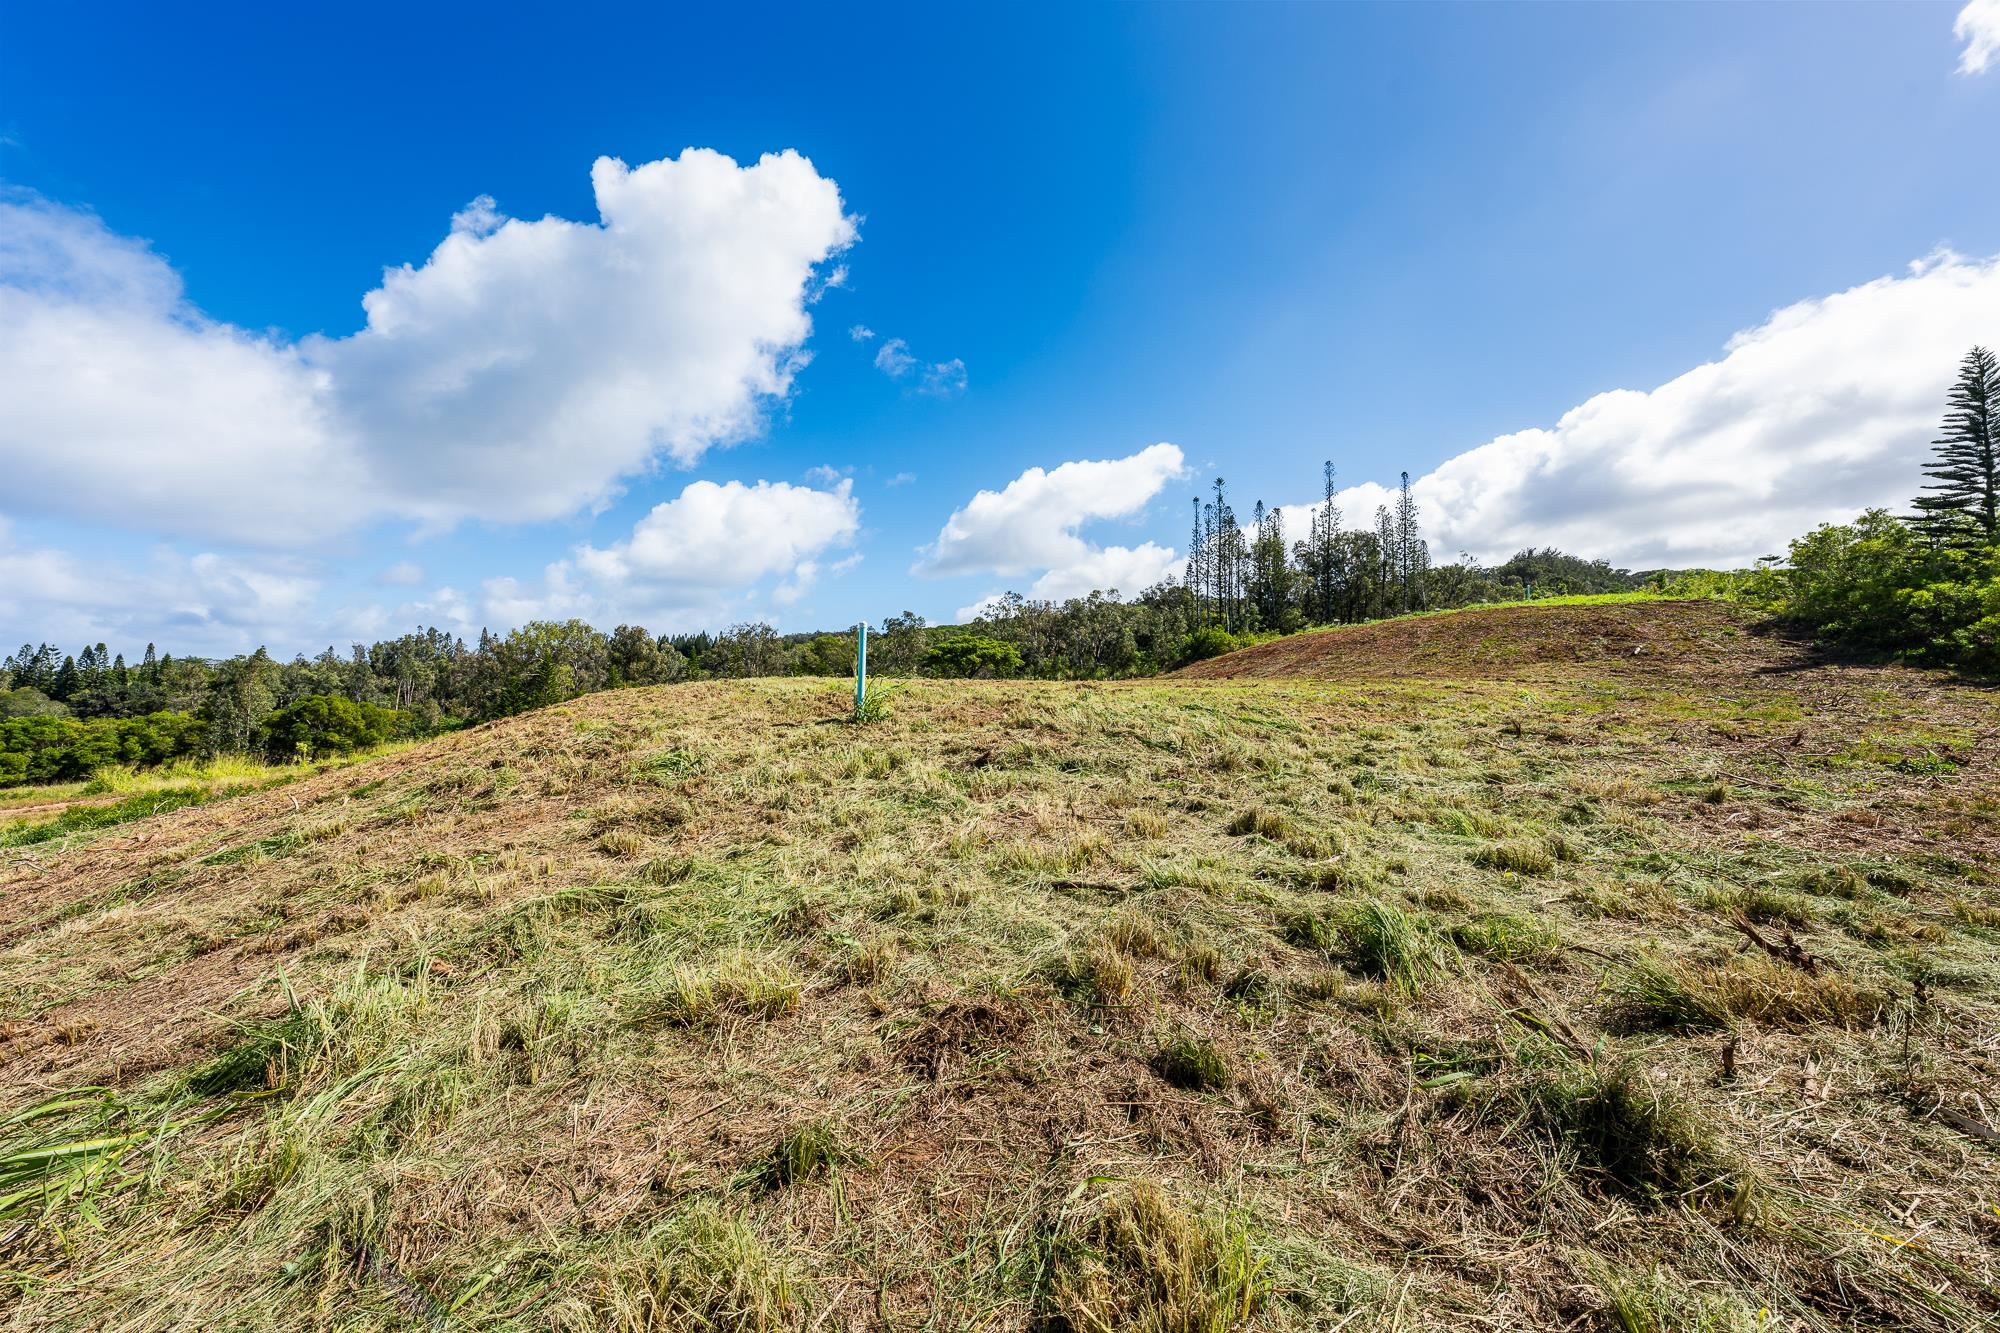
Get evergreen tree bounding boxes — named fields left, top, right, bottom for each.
left=1249, top=501, right=1294, bottom=631
left=1374, top=506, right=1399, bottom=615
left=1912, top=345, right=2000, bottom=546
left=1303, top=461, right=1342, bottom=624
left=1184, top=498, right=1209, bottom=627
left=1394, top=471, right=1429, bottom=610
left=51, top=655, right=79, bottom=702
left=1210, top=477, right=1246, bottom=630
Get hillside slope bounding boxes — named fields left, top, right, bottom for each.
left=3, top=643, right=1999, bottom=1330
left=1174, top=598, right=1770, bottom=680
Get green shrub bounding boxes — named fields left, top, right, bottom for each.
left=1182, top=627, right=1241, bottom=663
left=1763, top=510, right=2000, bottom=674
left=923, top=633, right=1025, bottom=678
left=260, top=694, right=410, bottom=760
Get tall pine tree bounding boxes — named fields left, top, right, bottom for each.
left=1913, top=345, right=2000, bottom=547
left=1394, top=471, right=1429, bottom=610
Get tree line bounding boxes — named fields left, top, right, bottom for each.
left=17, top=342, right=1988, bottom=785
left=0, top=529, right=1651, bottom=785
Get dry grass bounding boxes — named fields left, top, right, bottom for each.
left=1, top=603, right=1998, bottom=1329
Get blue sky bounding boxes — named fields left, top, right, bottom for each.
left=3, top=2, right=1998, bottom=655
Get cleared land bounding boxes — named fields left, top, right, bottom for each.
left=3, top=600, right=1998, bottom=1331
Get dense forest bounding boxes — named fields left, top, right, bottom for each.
left=4, top=346, right=1995, bottom=786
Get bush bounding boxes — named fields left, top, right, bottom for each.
left=923, top=633, right=1024, bottom=678
left=1182, top=626, right=1240, bottom=663
left=259, top=695, right=410, bottom=760
left=0, top=710, right=206, bottom=787
left=1764, top=510, right=2000, bottom=674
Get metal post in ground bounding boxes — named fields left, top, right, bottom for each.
left=855, top=621, right=868, bottom=715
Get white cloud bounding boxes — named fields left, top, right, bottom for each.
left=886, top=471, right=917, bottom=487
left=574, top=478, right=859, bottom=588
left=1274, top=251, right=2000, bottom=571
left=954, top=541, right=1184, bottom=619
left=0, top=522, right=320, bottom=655
left=376, top=560, right=425, bottom=586
left=866, top=332, right=966, bottom=396
left=873, top=337, right=915, bottom=377
left=922, top=444, right=1185, bottom=613
left=482, top=477, right=863, bottom=628
left=0, top=197, right=367, bottom=544
left=1957, top=0, right=2000, bottom=73
left=809, top=264, right=848, bottom=302
left=0, top=148, right=855, bottom=545
left=920, top=358, right=968, bottom=397
left=918, top=443, right=1185, bottom=578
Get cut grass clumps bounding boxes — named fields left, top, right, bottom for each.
left=1278, top=908, right=1340, bottom=954
left=596, top=829, right=648, bottom=858
left=1045, top=939, right=1135, bottom=1007
left=756, top=1120, right=851, bottom=1189
left=642, top=952, right=802, bottom=1028
left=1332, top=897, right=1448, bottom=994
left=1594, top=1262, right=1763, bottom=1333
left=1701, top=884, right=1814, bottom=928
left=1606, top=957, right=1734, bottom=1033
left=1227, top=806, right=1338, bottom=861
left=187, top=1004, right=320, bottom=1096
left=1786, top=863, right=1872, bottom=900
left=1045, top=1181, right=1267, bottom=1333
left=839, top=934, right=900, bottom=985
left=1153, top=1034, right=1230, bottom=1092
left=556, top=1201, right=801, bottom=1332
left=1519, top=1059, right=1739, bottom=1204
left=1447, top=913, right=1563, bottom=964
left=1608, top=954, right=1886, bottom=1034
left=1472, top=839, right=1558, bottom=876
left=1226, top=806, right=1297, bottom=841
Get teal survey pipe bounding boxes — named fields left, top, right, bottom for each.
left=855, top=621, right=868, bottom=714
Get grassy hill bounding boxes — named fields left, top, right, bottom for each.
left=3, top=599, right=1998, bottom=1330
left=1174, top=595, right=1756, bottom=681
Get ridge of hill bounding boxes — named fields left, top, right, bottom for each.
left=1174, top=597, right=1772, bottom=681
left=2, top=622, right=1998, bottom=1330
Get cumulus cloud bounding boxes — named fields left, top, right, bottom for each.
left=488, top=476, right=863, bottom=627
left=920, top=444, right=1186, bottom=614
left=0, top=148, right=855, bottom=544
left=1958, top=0, right=2000, bottom=73
left=955, top=542, right=1184, bottom=620
left=1273, top=251, right=2000, bottom=571
left=0, top=197, right=367, bottom=544
left=849, top=324, right=875, bottom=341
left=0, top=521, right=320, bottom=655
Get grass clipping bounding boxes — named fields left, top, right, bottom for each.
left=1044, top=1180, right=1266, bottom=1333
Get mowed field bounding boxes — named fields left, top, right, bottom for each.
left=3, top=601, right=1998, bottom=1331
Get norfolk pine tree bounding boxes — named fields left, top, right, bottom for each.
left=1912, top=345, right=2000, bottom=547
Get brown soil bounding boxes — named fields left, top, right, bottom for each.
left=1173, top=599, right=1789, bottom=681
